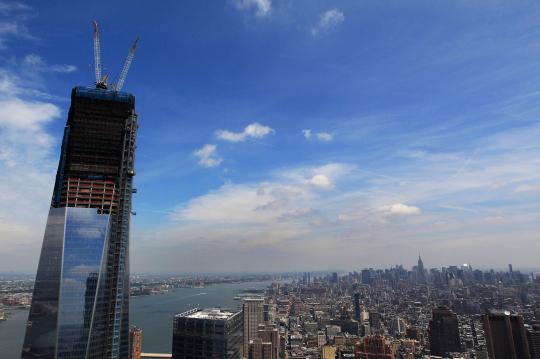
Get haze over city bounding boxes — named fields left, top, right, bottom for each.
left=2, top=0, right=540, bottom=274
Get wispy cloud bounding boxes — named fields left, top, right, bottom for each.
left=232, top=0, right=271, bottom=18
left=216, top=122, right=274, bottom=142
left=0, top=1, right=31, bottom=13
left=311, top=9, right=345, bottom=37
left=0, top=2, right=34, bottom=48
left=302, top=129, right=334, bottom=141
left=193, top=144, right=223, bottom=168
left=23, top=54, right=77, bottom=73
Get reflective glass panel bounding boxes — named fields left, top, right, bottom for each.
left=22, top=207, right=66, bottom=359
left=56, top=207, right=110, bottom=359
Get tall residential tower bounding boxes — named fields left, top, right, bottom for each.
left=243, top=298, right=265, bottom=358
left=21, top=86, right=138, bottom=359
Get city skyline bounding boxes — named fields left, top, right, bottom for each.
left=2, top=1, right=540, bottom=273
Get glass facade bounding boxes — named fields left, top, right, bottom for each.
left=56, top=208, right=110, bottom=358
left=22, top=208, right=66, bottom=358
left=22, top=208, right=110, bottom=359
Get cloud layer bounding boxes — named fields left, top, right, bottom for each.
left=132, top=118, right=540, bottom=272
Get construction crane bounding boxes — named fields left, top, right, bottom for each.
left=92, top=20, right=105, bottom=88
left=116, top=37, right=138, bottom=91
left=92, top=20, right=138, bottom=91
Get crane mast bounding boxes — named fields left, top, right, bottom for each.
left=116, top=38, right=138, bottom=91
left=92, top=20, right=105, bottom=88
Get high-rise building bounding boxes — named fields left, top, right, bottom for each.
left=172, top=308, right=243, bottom=359
left=354, top=335, right=395, bottom=359
left=22, top=86, right=138, bottom=359
left=257, top=324, right=280, bottom=359
left=483, top=311, right=531, bottom=359
left=243, top=298, right=264, bottom=358
left=428, top=306, right=461, bottom=355
left=527, top=325, right=540, bottom=359
left=417, top=255, right=426, bottom=284
left=389, top=318, right=405, bottom=338
left=361, top=270, right=371, bottom=285
left=321, top=346, right=336, bottom=359
left=353, top=293, right=361, bottom=321
left=248, top=339, right=272, bottom=359
left=369, top=312, right=382, bottom=333
left=130, top=327, right=143, bottom=359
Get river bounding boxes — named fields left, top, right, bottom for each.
left=0, top=280, right=274, bottom=357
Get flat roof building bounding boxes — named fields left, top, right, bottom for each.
left=172, top=308, right=243, bottom=359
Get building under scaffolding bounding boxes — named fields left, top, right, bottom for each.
left=22, top=86, right=138, bottom=359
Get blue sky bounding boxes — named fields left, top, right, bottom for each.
left=1, top=0, right=540, bottom=273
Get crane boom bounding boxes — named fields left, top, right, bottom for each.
left=116, top=38, right=138, bottom=91
left=92, top=20, right=102, bottom=86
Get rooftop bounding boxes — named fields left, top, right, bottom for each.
left=176, top=308, right=238, bottom=321
left=74, top=86, right=134, bottom=104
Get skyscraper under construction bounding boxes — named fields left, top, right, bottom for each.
left=22, top=22, right=138, bottom=359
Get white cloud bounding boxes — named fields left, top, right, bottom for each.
left=385, top=203, right=421, bottom=215
left=311, top=9, right=345, bottom=36
left=171, top=163, right=349, bottom=224
left=316, top=132, right=333, bottom=141
left=0, top=78, right=60, bottom=271
left=216, top=122, right=274, bottom=142
left=0, top=97, right=60, bottom=130
left=193, top=144, right=223, bottom=168
left=310, top=174, right=333, bottom=189
left=303, top=129, right=334, bottom=141
left=232, top=0, right=271, bottom=17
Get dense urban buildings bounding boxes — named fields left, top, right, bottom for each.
left=172, top=308, right=243, bottom=359
left=6, top=253, right=540, bottom=358
left=21, top=86, right=138, bottom=359
left=354, top=335, right=395, bottom=358
left=238, top=260, right=540, bottom=359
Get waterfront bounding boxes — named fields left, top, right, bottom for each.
left=0, top=280, right=275, bottom=356
left=0, top=308, right=29, bottom=358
